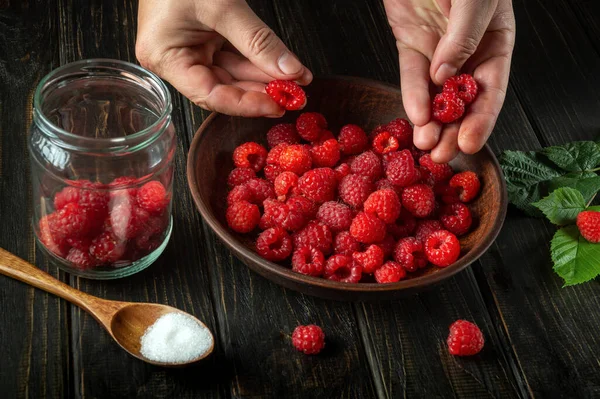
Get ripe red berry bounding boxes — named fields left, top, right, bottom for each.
left=267, top=143, right=288, bottom=165
left=260, top=199, right=306, bottom=232
left=414, top=219, right=444, bottom=243
left=334, top=162, right=351, bottom=183
left=576, top=210, right=600, bottom=243
left=39, top=214, right=69, bottom=257
left=372, top=131, right=400, bottom=155
left=265, top=80, right=307, bottom=111
left=54, top=186, right=81, bottom=210
left=435, top=184, right=461, bottom=204
left=447, top=320, right=484, bottom=356
left=363, top=189, right=402, bottom=224
left=350, top=151, right=383, bottom=182
left=424, top=230, right=460, bottom=267
left=226, top=201, right=260, bottom=233
left=316, top=201, right=353, bottom=233
left=324, top=254, right=363, bottom=283
left=292, top=246, right=325, bottom=277
left=274, top=172, right=299, bottom=200
left=287, top=195, right=318, bottom=220
left=66, top=248, right=98, bottom=270
left=387, top=209, right=417, bottom=239
left=418, top=154, right=454, bottom=183
left=297, top=168, right=337, bottom=203
left=353, top=244, right=384, bottom=274
left=90, top=231, right=126, bottom=264
left=440, top=203, right=473, bottom=236
left=110, top=199, right=150, bottom=240
left=137, top=181, right=169, bottom=215
left=339, top=174, right=374, bottom=208
left=449, top=171, right=481, bottom=203
left=375, top=234, right=396, bottom=258
left=443, top=74, right=478, bottom=104
left=333, top=231, right=361, bottom=256
left=264, top=164, right=283, bottom=183
left=374, top=179, right=403, bottom=197
left=350, top=212, right=387, bottom=244
left=394, top=237, right=428, bottom=272
left=292, top=324, right=325, bottom=355
left=385, top=118, right=413, bottom=150
left=402, top=184, right=435, bottom=218
left=432, top=92, right=465, bottom=123
left=293, top=221, right=333, bottom=255
left=227, top=167, right=256, bottom=188
left=227, top=184, right=254, bottom=206
left=279, top=144, right=313, bottom=175
left=52, top=202, right=92, bottom=239
left=296, top=112, right=327, bottom=142
left=338, top=124, right=368, bottom=155
left=256, top=227, right=293, bottom=262
left=245, top=178, right=276, bottom=204
left=310, top=138, right=341, bottom=167
left=267, top=123, right=300, bottom=148
left=374, top=261, right=407, bottom=283
left=232, top=142, right=268, bottom=172
left=385, top=149, right=417, bottom=187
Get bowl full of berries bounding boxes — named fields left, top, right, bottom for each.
left=187, top=76, right=507, bottom=300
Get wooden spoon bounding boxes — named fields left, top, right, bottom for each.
left=0, top=247, right=214, bottom=367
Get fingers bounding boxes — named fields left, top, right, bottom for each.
left=430, top=123, right=460, bottom=163
left=413, top=121, right=442, bottom=150
left=398, top=46, right=431, bottom=127
left=213, top=51, right=274, bottom=83
left=430, top=0, right=498, bottom=85
left=215, top=2, right=312, bottom=84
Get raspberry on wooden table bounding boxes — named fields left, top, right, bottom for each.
left=449, top=171, right=481, bottom=203
left=227, top=167, right=256, bottom=188
left=232, top=142, right=268, bottom=172
left=394, top=237, right=428, bottom=272
left=333, top=231, right=361, bottom=256
left=372, top=131, right=400, bottom=155
left=385, top=149, right=417, bottom=187
left=324, top=254, right=363, bottom=283
left=418, top=154, right=453, bottom=183
left=350, top=151, right=383, bottom=182
left=338, top=124, right=368, bottom=155
left=364, top=189, right=402, bottom=224
left=576, top=210, right=600, bottom=243
left=292, top=324, right=325, bottom=355
left=447, top=320, right=484, bottom=356
left=265, top=80, right=307, bottom=111
left=432, top=92, right=465, bottom=123
left=267, top=123, right=300, bottom=148
left=296, top=112, right=327, bottom=142
left=384, top=118, right=413, bottom=150
left=350, top=212, right=387, bottom=244
left=310, top=138, right=341, bottom=167
left=339, top=174, right=374, bottom=208
left=424, top=230, right=460, bottom=267
left=279, top=144, right=313, bottom=175
left=387, top=209, right=417, bottom=239
left=440, top=203, right=473, bottom=236
left=293, top=221, right=333, bottom=255
left=256, top=227, right=293, bottom=262
left=415, top=219, right=444, bottom=243
left=292, top=246, right=325, bottom=277
left=226, top=201, right=260, bottom=233
left=316, top=201, right=353, bottom=233
left=374, top=261, right=406, bottom=283
left=443, top=74, right=479, bottom=104
left=137, top=181, right=169, bottom=215
left=402, top=184, right=436, bottom=218
left=297, top=168, right=337, bottom=203
left=353, top=244, right=384, bottom=274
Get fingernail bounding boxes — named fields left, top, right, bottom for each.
left=435, top=63, right=457, bottom=84
left=278, top=51, right=303, bottom=75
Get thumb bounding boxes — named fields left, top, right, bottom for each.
left=215, top=3, right=309, bottom=83
left=430, top=0, right=498, bottom=85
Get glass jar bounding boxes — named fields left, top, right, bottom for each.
left=28, top=59, right=176, bottom=279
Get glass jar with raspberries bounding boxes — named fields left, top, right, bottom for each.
left=28, top=59, right=176, bottom=279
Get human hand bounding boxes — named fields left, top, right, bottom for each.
left=384, top=0, right=515, bottom=162
left=136, top=0, right=312, bottom=117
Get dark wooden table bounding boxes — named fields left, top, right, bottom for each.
left=1, top=0, right=600, bottom=398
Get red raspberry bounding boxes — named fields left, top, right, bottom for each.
left=369, top=124, right=387, bottom=139
left=227, top=184, right=254, bottom=206
left=296, top=112, right=327, bottom=142
left=108, top=176, right=138, bottom=199
left=292, top=246, right=325, bottom=277
left=226, top=201, right=260, bottom=233
left=297, top=168, right=337, bottom=203
left=293, top=221, right=332, bottom=254
left=339, top=174, right=374, bottom=208
left=310, top=139, right=340, bottom=167
left=415, top=219, right=444, bottom=243
left=334, top=163, right=351, bottom=182
left=440, top=203, right=473, bottom=236
left=279, top=144, right=313, bottom=175
left=350, top=212, right=386, bottom=244
left=66, top=248, right=98, bottom=270
left=432, top=92, right=465, bottom=123
left=394, top=237, right=428, bottom=272
left=274, top=172, right=299, bottom=200
left=246, top=178, right=276, bottom=204
left=39, top=215, right=69, bottom=257
left=418, top=154, right=453, bottom=183
left=56, top=182, right=110, bottom=215
left=134, top=215, right=168, bottom=252
left=137, top=181, right=169, bottom=215
left=374, top=261, right=407, bottom=283
left=66, top=237, right=92, bottom=252
left=51, top=202, right=91, bottom=239
left=333, top=231, right=361, bottom=256
left=110, top=200, right=150, bottom=240
left=443, top=74, right=478, bottom=104
left=256, top=227, right=293, bottom=262
left=267, top=123, right=300, bottom=148
left=292, top=325, right=325, bottom=355
left=385, top=118, right=413, bottom=150
left=260, top=198, right=307, bottom=232
left=54, top=186, right=80, bottom=210
left=338, top=124, right=368, bottom=155
left=417, top=167, right=436, bottom=187
left=227, top=167, right=256, bottom=188
left=316, top=201, right=353, bottom=233
left=387, top=209, right=417, bottom=239
left=324, top=255, right=362, bottom=283
left=375, top=234, right=396, bottom=258
left=232, top=142, right=268, bottom=172
left=264, top=164, right=283, bottom=183
left=435, top=184, right=461, bottom=204
left=374, top=179, right=403, bottom=197
left=449, top=171, right=481, bottom=202
left=385, top=149, right=417, bottom=187
left=317, top=130, right=335, bottom=142
left=447, top=320, right=484, bottom=356
left=402, top=184, right=435, bottom=218
left=265, top=80, right=307, bottom=111
left=364, top=189, right=401, bottom=224
left=90, top=231, right=126, bottom=264
left=372, top=131, right=400, bottom=155
left=350, top=151, right=382, bottom=182
left=267, top=143, right=288, bottom=165
left=353, top=244, right=384, bottom=274
left=424, top=230, right=460, bottom=267
left=576, top=210, right=600, bottom=243
left=410, top=145, right=428, bottom=161
left=287, top=195, right=318, bottom=220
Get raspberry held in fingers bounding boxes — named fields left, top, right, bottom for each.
left=432, top=92, right=465, bottom=123
left=265, top=80, right=307, bottom=111
left=443, top=74, right=479, bottom=104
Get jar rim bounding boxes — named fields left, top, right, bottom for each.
left=33, top=59, right=172, bottom=148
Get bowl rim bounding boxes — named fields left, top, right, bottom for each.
left=186, top=75, right=508, bottom=294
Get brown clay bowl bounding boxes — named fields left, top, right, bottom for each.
left=187, top=76, right=507, bottom=301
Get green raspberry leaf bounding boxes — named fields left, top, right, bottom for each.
left=548, top=174, right=600, bottom=204
left=541, top=141, right=600, bottom=172
left=532, top=187, right=586, bottom=225
left=551, top=225, right=600, bottom=286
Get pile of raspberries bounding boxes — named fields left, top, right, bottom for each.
left=225, top=111, right=481, bottom=284
left=37, top=178, right=170, bottom=270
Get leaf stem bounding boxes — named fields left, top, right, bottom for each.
left=586, top=193, right=597, bottom=208
left=587, top=167, right=600, bottom=173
